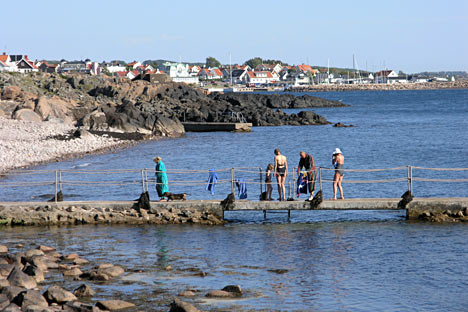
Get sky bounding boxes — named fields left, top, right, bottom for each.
left=1, top=0, right=467, bottom=73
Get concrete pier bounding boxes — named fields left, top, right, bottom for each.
left=0, top=197, right=467, bottom=226
left=233, top=198, right=401, bottom=211
left=182, top=122, right=252, bottom=132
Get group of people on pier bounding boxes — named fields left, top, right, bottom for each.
left=152, top=148, right=345, bottom=201
left=265, top=148, right=345, bottom=201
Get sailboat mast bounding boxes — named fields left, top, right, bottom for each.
left=229, top=53, right=232, bottom=86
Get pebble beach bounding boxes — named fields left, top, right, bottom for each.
left=0, top=117, right=125, bottom=173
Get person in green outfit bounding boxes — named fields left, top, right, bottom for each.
left=154, top=156, right=169, bottom=201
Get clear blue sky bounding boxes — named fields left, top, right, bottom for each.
left=2, top=0, right=467, bottom=73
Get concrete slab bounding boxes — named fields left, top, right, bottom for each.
left=182, top=122, right=252, bottom=132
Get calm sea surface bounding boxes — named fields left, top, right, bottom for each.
left=1, top=89, right=468, bottom=311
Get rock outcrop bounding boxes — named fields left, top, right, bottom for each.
left=0, top=72, right=344, bottom=136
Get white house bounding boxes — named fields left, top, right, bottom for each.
left=126, top=70, right=140, bottom=80
left=230, top=69, right=248, bottom=84
left=0, top=53, right=17, bottom=72
left=11, top=55, right=38, bottom=73
left=210, top=68, right=223, bottom=80
left=189, top=65, right=201, bottom=76
left=127, top=61, right=141, bottom=69
left=198, top=68, right=212, bottom=80
left=246, top=71, right=275, bottom=85
left=162, top=62, right=199, bottom=84
left=105, top=63, right=126, bottom=73
left=375, top=70, right=398, bottom=83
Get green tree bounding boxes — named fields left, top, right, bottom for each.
left=245, top=57, right=263, bottom=69
left=206, top=56, right=221, bottom=68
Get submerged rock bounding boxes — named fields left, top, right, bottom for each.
left=205, top=290, right=236, bottom=298
left=169, top=298, right=202, bottom=312
left=73, top=284, right=95, bottom=297
left=95, top=299, right=135, bottom=311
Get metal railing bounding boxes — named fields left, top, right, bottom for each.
left=1, top=166, right=468, bottom=202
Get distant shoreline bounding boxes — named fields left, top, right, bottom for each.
left=284, top=81, right=468, bottom=92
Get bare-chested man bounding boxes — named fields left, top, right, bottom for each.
left=274, top=148, right=288, bottom=201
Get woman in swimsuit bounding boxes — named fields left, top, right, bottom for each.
left=274, top=148, right=288, bottom=201
left=332, top=148, right=344, bottom=200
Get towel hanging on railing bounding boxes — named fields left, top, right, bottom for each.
left=206, top=169, right=218, bottom=195
left=296, top=173, right=308, bottom=197
left=235, top=178, right=248, bottom=199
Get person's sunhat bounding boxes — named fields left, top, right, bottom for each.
left=333, top=148, right=342, bottom=155
left=153, top=156, right=162, bottom=162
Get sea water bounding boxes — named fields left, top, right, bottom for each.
left=1, top=89, right=468, bottom=311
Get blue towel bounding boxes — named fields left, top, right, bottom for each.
left=206, top=170, right=218, bottom=195
left=235, top=178, right=248, bottom=199
left=297, top=173, right=308, bottom=197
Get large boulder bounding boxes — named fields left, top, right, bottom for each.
left=13, top=109, right=42, bottom=122
left=80, top=110, right=108, bottom=130
left=2, top=86, right=21, bottom=100
left=0, top=101, right=19, bottom=118
left=73, top=284, right=95, bottom=297
left=153, top=116, right=185, bottom=137
left=23, top=265, right=44, bottom=283
left=34, top=96, right=75, bottom=124
left=297, top=110, right=329, bottom=125
left=1, top=286, right=25, bottom=301
left=24, top=249, right=44, bottom=259
left=12, top=289, right=48, bottom=310
left=96, top=264, right=124, bottom=278
left=0, top=294, right=9, bottom=310
left=43, top=286, right=77, bottom=304
left=7, top=267, right=37, bottom=289
left=95, top=300, right=135, bottom=311
left=169, top=298, right=202, bottom=312
left=0, top=264, right=15, bottom=279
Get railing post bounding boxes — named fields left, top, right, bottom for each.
left=231, top=168, right=235, bottom=196
left=141, top=170, right=145, bottom=193
left=407, top=166, right=411, bottom=193
left=259, top=167, right=263, bottom=194
left=292, top=168, right=296, bottom=198
left=54, top=170, right=58, bottom=203
left=319, top=167, right=323, bottom=192
left=59, top=169, right=63, bottom=192
left=144, top=169, right=149, bottom=193
left=410, top=166, right=413, bottom=194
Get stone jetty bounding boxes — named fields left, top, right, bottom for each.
left=286, top=80, right=468, bottom=92
left=0, top=200, right=224, bottom=226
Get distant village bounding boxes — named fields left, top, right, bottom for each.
left=0, top=52, right=460, bottom=89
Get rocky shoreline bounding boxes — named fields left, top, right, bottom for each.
left=0, top=72, right=348, bottom=173
left=1, top=242, right=235, bottom=311
left=0, top=72, right=342, bottom=135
